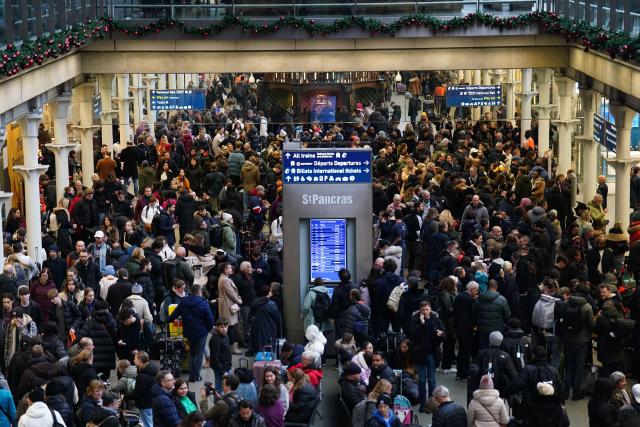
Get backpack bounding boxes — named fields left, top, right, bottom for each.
left=210, top=224, right=224, bottom=249
left=50, top=409, right=65, bottom=427
left=151, top=213, right=162, bottom=233
left=387, top=283, right=405, bottom=313
left=532, top=297, right=557, bottom=330
left=312, top=290, right=331, bottom=323
left=221, top=396, right=239, bottom=424
left=12, top=260, right=28, bottom=287
left=563, top=303, right=583, bottom=333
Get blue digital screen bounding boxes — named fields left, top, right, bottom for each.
left=309, top=95, right=336, bottom=123
left=283, top=150, right=372, bottom=184
left=150, top=90, right=206, bottom=111
left=446, top=85, right=502, bottom=107
left=594, top=113, right=617, bottom=153
left=310, top=219, right=347, bottom=282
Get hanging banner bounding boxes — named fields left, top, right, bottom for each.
left=5, top=123, right=24, bottom=210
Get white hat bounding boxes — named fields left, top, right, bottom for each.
left=94, top=230, right=105, bottom=238
left=632, top=384, right=640, bottom=403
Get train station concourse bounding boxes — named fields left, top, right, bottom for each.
left=1, top=1, right=640, bottom=426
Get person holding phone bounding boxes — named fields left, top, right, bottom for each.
left=409, top=301, right=446, bottom=412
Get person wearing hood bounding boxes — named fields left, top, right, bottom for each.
left=302, top=277, right=332, bottom=334
left=168, top=283, right=214, bottom=382
left=500, top=317, right=530, bottom=373
left=4, top=306, right=38, bottom=368
left=16, top=344, right=58, bottom=400
left=248, top=283, right=281, bottom=356
left=476, top=280, right=510, bottom=349
left=112, top=359, right=138, bottom=398
left=560, top=287, right=595, bottom=401
left=344, top=288, right=371, bottom=343
left=467, top=375, right=509, bottom=427
left=303, top=324, right=327, bottom=361
left=365, top=394, right=402, bottom=427
left=18, top=387, right=64, bottom=427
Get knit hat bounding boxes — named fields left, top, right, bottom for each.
left=537, top=382, right=555, bottom=396
left=489, top=331, right=504, bottom=347
left=343, top=363, right=362, bottom=376
left=132, top=283, right=143, bottom=294
left=377, top=394, right=392, bottom=407
left=479, top=375, right=494, bottom=390
left=519, top=198, right=531, bottom=209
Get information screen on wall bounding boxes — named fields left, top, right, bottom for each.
left=446, top=85, right=502, bottom=107
left=150, top=90, right=206, bottom=111
left=594, top=113, right=617, bottom=153
left=310, top=219, right=347, bottom=282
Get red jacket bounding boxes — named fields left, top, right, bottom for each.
left=288, top=363, right=323, bottom=387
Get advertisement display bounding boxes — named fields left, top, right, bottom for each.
left=310, top=219, right=347, bottom=282
left=309, top=95, right=336, bottom=123
left=446, top=85, right=502, bottom=107
left=150, top=90, right=206, bottom=110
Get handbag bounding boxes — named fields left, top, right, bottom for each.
left=230, top=303, right=240, bottom=314
left=581, top=365, right=598, bottom=395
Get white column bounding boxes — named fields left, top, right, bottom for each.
left=116, top=74, right=132, bottom=146
left=533, top=68, right=555, bottom=157
left=168, top=73, right=177, bottom=90
left=142, top=74, right=159, bottom=138
left=491, top=69, right=506, bottom=119
left=481, top=70, right=491, bottom=115
left=553, top=75, right=579, bottom=177
left=73, top=83, right=100, bottom=187
left=14, top=113, right=49, bottom=261
left=158, top=73, right=167, bottom=90
left=98, top=75, right=116, bottom=153
left=505, top=69, right=516, bottom=125
left=472, top=70, right=481, bottom=121
left=576, top=88, right=599, bottom=203
left=0, top=192, right=13, bottom=260
left=130, top=74, right=144, bottom=129
left=458, top=70, right=465, bottom=84
left=609, top=102, right=637, bottom=231
left=46, top=96, right=77, bottom=201
left=517, top=68, right=537, bottom=145
left=177, top=74, right=185, bottom=90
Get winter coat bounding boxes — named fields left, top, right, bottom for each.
left=562, top=295, right=595, bottom=344
left=112, top=364, right=138, bottom=397
left=339, top=376, right=366, bottom=412
left=241, top=161, right=261, bottom=192
left=249, top=297, right=281, bottom=353
left=0, top=274, right=18, bottom=298
left=41, top=334, right=66, bottom=361
left=125, top=293, right=153, bottom=324
left=409, top=312, right=445, bottom=365
left=588, top=398, right=619, bottom=427
left=431, top=400, right=467, bottom=427
left=467, top=389, right=509, bottom=427
left=106, top=280, right=133, bottom=318
left=69, top=360, right=99, bottom=396
left=284, top=383, right=318, bottom=423
left=304, top=325, right=327, bottom=358
left=49, top=299, right=82, bottom=337
left=397, top=288, right=429, bottom=333
left=344, top=301, right=371, bottom=336
left=453, top=291, right=477, bottom=339
left=209, top=332, right=232, bottom=372
left=17, top=401, right=64, bottom=427
left=152, top=383, right=182, bottom=427
left=77, top=309, right=117, bottom=371
left=218, top=274, right=242, bottom=326
left=45, top=394, right=73, bottom=427
left=476, top=291, right=510, bottom=333
left=175, top=192, right=198, bottom=233
left=351, top=352, right=372, bottom=386
left=618, top=401, right=640, bottom=427
left=462, top=201, right=490, bottom=223
left=473, top=347, right=518, bottom=396
left=367, top=363, right=396, bottom=395
left=167, top=294, right=214, bottom=342
left=30, top=280, right=56, bottom=324
left=77, top=395, right=101, bottom=427
left=117, top=314, right=154, bottom=361
left=16, top=356, right=56, bottom=400
left=365, top=409, right=403, bottom=427
left=328, top=282, right=356, bottom=329
left=302, top=286, right=332, bottom=332
left=228, top=152, right=246, bottom=177
left=134, top=363, right=158, bottom=409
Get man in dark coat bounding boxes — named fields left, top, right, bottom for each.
left=367, top=351, right=397, bottom=394
left=339, top=362, right=366, bottom=412
left=16, top=344, right=57, bottom=399
left=77, top=300, right=117, bottom=377
left=134, top=351, right=157, bottom=427
left=143, top=241, right=164, bottom=304
left=209, top=318, right=232, bottom=392
left=72, top=190, right=99, bottom=241
left=234, top=261, right=257, bottom=349
left=431, top=385, right=467, bottom=427
left=249, top=284, right=282, bottom=355
left=167, top=284, right=214, bottom=382
left=328, top=268, right=356, bottom=339
left=476, top=280, right=511, bottom=349
left=586, top=235, right=615, bottom=285
left=76, top=250, right=100, bottom=291
left=372, top=260, right=403, bottom=335
left=0, top=265, right=18, bottom=298
left=120, top=140, right=140, bottom=195
left=472, top=331, right=518, bottom=397
left=175, top=191, right=198, bottom=241
left=151, top=370, right=181, bottom=427
left=106, top=268, right=133, bottom=318
left=453, top=281, right=478, bottom=381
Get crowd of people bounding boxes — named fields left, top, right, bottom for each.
left=0, top=71, right=639, bottom=427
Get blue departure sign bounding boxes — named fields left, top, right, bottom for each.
left=310, top=219, right=347, bottom=282
left=283, top=150, right=372, bottom=184
left=150, top=90, right=206, bottom=111
left=446, top=85, right=502, bottom=107
left=594, top=113, right=617, bottom=153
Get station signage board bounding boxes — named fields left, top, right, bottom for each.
left=283, top=150, right=372, bottom=184
left=594, top=113, right=617, bottom=153
left=446, top=85, right=502, bottom=107
left=150, top=90, right=206, bottom=111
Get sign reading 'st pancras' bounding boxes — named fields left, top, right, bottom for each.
left=282, top=150, right=372, bottom=184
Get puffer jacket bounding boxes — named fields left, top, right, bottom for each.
left=49, top=299, right=82, bottom=336
left=467, top=388, right=509, bottom=427
left=112, top=365, right=138, bottom=396
left=46, top=394, right=74, bottom=427
left=76, top=309, right=117, bottom=371
left=284, top=383, right=318, bottom=424
left=304, top=325, right=327, bottom=357
left=240, top=161, right=260, bottom=192
left=228, top=151, right=245, bottom=177
left=151, top=383, right=182, bottom=427
left=563, top=295, right=595, bottom=345
left=168, top=294, right=214, bottom=342
left=461, top=201, right=490, bottom=223
left=476, top=290, right=510, bottom=333
left=16, top=356, right=56, bottom=400
left=69, top=361, right=98, bottom=397
left=344, top=301, right=371, bottom=336
left=134, top=363, right=158, bottom=409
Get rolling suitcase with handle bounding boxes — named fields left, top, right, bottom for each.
left=253, top=345, right=283, bottom=389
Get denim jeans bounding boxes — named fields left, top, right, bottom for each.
left=139, top=408, right=153, bottom=427
left=564, top=341, right=589, bottom=394
left=189, top=336, right=207, bottom=381
left=417, top=353, right=437, bottom=403
left=213, top=368, right=226, bottom=393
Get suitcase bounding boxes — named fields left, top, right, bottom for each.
left=393, top=369, right=416, bottom=425
left=253, top=346, right=283, bottom=389
left=159, top=327, right=186, bottom=378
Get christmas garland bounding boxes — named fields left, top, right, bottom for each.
left=1, top=11, right=639, bottom=77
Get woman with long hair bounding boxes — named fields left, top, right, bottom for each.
left=52, top=198, right=73, bottom=256
left=173, top=378, right=198, bottom=420
left=69, top=350, right=99, bottom=403
left=257, top=383, right=285, bottom=427
left=101, top=216, right=120, bottom=246
left=284, top=368, right=318, bottom=424
left=5, top=208, right=22, bottom=236
left=78, top=286, right=96, bottom=321
left=262, top=366, right=289, bottom=414
left=30, top=268, right=56, bottom=323
left=60, top=277, right=84, bottom=305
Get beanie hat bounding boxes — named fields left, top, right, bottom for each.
left=131, top=283, right=143, bottom=294
left=377, top=394, right=392, bottom=407
left=489, top=331, right=504, bottom=347
left=479, top=374, right=494, bottom=390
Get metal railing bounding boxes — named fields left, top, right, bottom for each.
left=553, top=0, right=640, bottom=36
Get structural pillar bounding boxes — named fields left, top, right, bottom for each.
left=472, top=70, right=481, bottom=121
left=517, top=68, right=537, bottom=145
left=115, top=74, right=132, bottom=146
left=14, top=113, right=49, bottom=262
left=168, top=73, right=177, bottom=90
left=142, top=74, right=159, bottom=137
left=491, top=69, right=506, bottom=119
left=72, top=82, right=100, bottom=187
left=609, top=102, right=637, bottom=231
left=0, top=191, right=13, bottom=260
left=532, top=68, right=555, bottom=157
left=576, top=87, right=600, bottom=203
left=98, top=75, right=117, bottom=152
left=158, top=73, right=167, bottom=90
left=177, top=74, right=185, bottom=90
left=130, top=74, right=145, bottom=130
left=553, top=75, right=579, bottom=176
left=46, top=95, right=76, bottom=201
left=505, top=69, right=516, bottom=125
left=481, top=70, right=491, bottom=115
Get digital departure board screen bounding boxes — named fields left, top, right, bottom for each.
left=446, top=85, right=502, bottom=107
left=310, top=219, right=347, bottom=282
left=150, top=90, right=206, bottom=111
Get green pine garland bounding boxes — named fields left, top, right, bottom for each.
left=1, top=11, right=639, bottom=77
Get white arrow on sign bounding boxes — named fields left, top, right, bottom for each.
left=364, top=160, right=370, bottom=165
left=364, top=168, right=370, bottom=173
left=285, top=176, right=291, bottom=181
left=285, top=153, right=291, bottom=158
